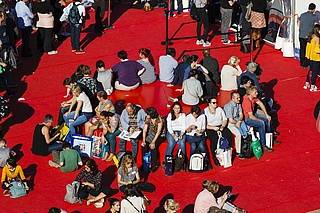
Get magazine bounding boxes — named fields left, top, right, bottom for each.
left=118, top=130, right=142, bottom=140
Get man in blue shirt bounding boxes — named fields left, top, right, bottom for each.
left=15, top=0, right=34, bottom=57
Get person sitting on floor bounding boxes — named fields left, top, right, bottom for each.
left=31, top=114, right=63, bottom=156
left=200, top=49, right=220, bottom=85
left=120, top=184, right=146, bottom=212
left=84, top=90, right=115, bottom=137
left=119, top=103, right=146, bottom=158
left=75, top=159, right=112, bottom=208
left=117, top=155, right=141, bottom=192
left=159, top=47, right=178, bottom=83
left=63, top=85, right=93, bottom=135
left=137, top=48, right=157, bottom=84
left=93, top=60, right=114, bottom=95
left=77, top=65, right=97, bottom=95
left=141, top=107, right=165, bottom=172
left=105, top=198, right=120, bottom=213
left=111, top=50, right=145, bottom=91
left=2, top=158, right=29, bottom=196
left=0, top=138, right=16, bottom=168
left=221, top=56, right=242, bottom=92
left=194, top=180, right=246, bottom=213
left=101, top=111, right=121, bottom=161
left=164, top=199, right=180, bottom=213
left=48, top=142, right=83, bottom=172
left=167, top=54, right=191, bottom=87
left=48, top=207, right=67, bottom=213
left=237, top=75, right=253, bottom=99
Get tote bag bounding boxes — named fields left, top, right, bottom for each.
left=10, top=181, right=27, bottom=198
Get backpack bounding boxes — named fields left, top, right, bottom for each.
left=142, top=151, right=152, bottom=172
left=9, top=181, right=27, bottom=198
left=165, top=155, right=173, bottom=176
left=173, top=149, right=187, bottom=172
left=0, top=96, right=10, bottom=118
left=64, top=181, right=81, bottom=204
left=241, top=135, right=254, bottom=158
left=188, top=152, right=208, bottom=172
left=68, top=3, right=81, bottom=25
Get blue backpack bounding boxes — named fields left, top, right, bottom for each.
left=68, top=3, right=81, bottom=25
left=10, top=181, right=27, bottom=198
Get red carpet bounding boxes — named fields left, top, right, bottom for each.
left=1, top=2, right=320, bottom=212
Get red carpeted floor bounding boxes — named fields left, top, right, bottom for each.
left=1, top=2, right=320, bottom=212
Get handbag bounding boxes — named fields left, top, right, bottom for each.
left=222, top=148, right=232, bottom=168
left=190, top=2, right=200, bottom=21
left=217, top=131, right=230, bottom=150
left=208, top=206, right=230, bottom=213
left=245, top=1, right=253, bottom=22
left=9, top=181, right=27, bottom=198
left=251, top=138, right=263, bottom=160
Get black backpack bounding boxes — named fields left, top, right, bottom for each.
left=0, top=96, right=9, bottom=118
left=241, top=135, right=254, bottom=158
left=68, top=3, right=81, bottom=25
left=173, top=149, right=187, bottom=172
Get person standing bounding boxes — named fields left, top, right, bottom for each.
left=15, top=0, right=34, bottom=57
left=93, top=0, right=105, bottom=35
left=298, top=3, right=318, bottom=69
left=251, top=0, right=266, bottom=48
left=194, top=0, right=211, bottom=47
left=220, top=0, right=237, bottom=44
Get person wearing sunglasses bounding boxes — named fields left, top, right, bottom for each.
left=117, top=155, right=140, bottom=192
left=204, top=97, right=233, bottom=166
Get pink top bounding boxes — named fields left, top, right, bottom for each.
left=194, top=189, right=222, bottom=213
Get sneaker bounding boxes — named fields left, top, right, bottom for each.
left=223, top=40, right=233, bottom=45
left=75, top=50, right=85, bottom=54
left=263, top=146, right=274, bottom=152
left=196, top=39, right=204, bottom=45
left=203, top=41, right=211, bottom=47
left=310, top=86, right=318, bottom=92
left=303, top=84, right=310, bottom=89
left=236, top=153, right=245, bottom=159
left=48, top=160, right=60, bottom=168
left=47, top=50, right=58, bottom=55
left=71, top=49, right=76, bottom=53
left=3, top=190, right=11, bottom=196
left=168, top=97, right=178, bottom=102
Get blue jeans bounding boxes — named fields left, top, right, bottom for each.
left=245, top=114, right=271, bottom=147
left=103, top=129, right=121, bottom=154
left=165, top=131, right=186, bottom=156
left=48, top=142, right=63, bottom=153
left=235, top=117, right=250, bottom=138
left=186, top=135, right=207, bottom=156
left=63, top=111, right=92, bottom=135
left=70, top=24, right=82, bottom=50
left=119, top=138, right=138, bottom=158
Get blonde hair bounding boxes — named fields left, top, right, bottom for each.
left=246, top=85, right=258, bottom=95
left=72, top=85, right=82, bottom=94
left=228, top=56, right=238, bottom=66
left=164, top=199, right=180, bottom=212
left=202, top=180, right=219, bottom=194
left=120, top=155, right=136, bottom=176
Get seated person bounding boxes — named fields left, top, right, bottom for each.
left=120, top=184, right=146, bottom=212
left=137, top=48, right=157, bottom=84
left=142, top=107, right=165, bottom=172
left=237, top=62, right=261, bottom=93
left=185, top=105, right=207, bottom=156
left=242, top=86, right=274, bottom=152
left=93, top=60, right=114, bottom=95
left=194, top=180, right=246, bottom=213
left=101, top=111, right=121, bottom=161
left=75, top=159, right=112, bottom=208
left=159, top=48, right=178, bottom=83
left=48, top=142, right=83, bottom=172
left=220, top=56, right=242, bottom=91
left=237, top=75, right=252, bottom=99
left=167, top=54, right=191, bottom=87
left=77, top=65, right=97, bottom=95
left=48, top=207, right=67, bottom=213
left=70, top=64, right=85, bottom=88
left=224, top=92, right=249, bottom=158
left=58, top=78, right=77, bottom=125
left=2, top=158, right=29, bottom=196
left=168, top=69, right=204, bottom=106
left=200, top=48, right=220, bottom=85
left=111, top=50, right=145, bottom=91
left=85, top=90, right=115, bottom=136
left=0, top=138, right=16, bottom=168
left=31, top=114, right=63, bottom=156
left=117, top=155, right=140, bottom=192
left=164, top=199, right=180, bottom=213
left=120, top=103, right=146, bottom=158
left=105, top=198, right=120, bottom=213
left=63, top=85, right=93, bottom=135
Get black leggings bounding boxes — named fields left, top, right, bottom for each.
left=78, top=185, right=112, bottom=199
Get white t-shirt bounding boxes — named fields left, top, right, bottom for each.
left=166, top=113, right=186, bottom=134
left=185, top=113, right=206, bottom=136
left=204, top=107, right=227, bottom=127
left=77, top=92, right=92, bottom=113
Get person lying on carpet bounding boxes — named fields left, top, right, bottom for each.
left=105, top=197, right=120, bottom=213
left=141, top=107, right=165, bottom=172
left=194, top=180, right=246, bottom=213
left=1, top=158, right=29, bottom=197
left=117, top=155, right=141, bottom=192
left=63, top=85, right=93, bottom=135
left=31, top=114, right=63, bottom=156
left=84, top=90, right=115, bottom=137
left=164, top=199, right=180, bottom=213
left=75, top=159, right=112, bottom=208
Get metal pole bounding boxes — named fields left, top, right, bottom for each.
left=250, top=28, right=253, bottom=62
left=161, top=8, right=173, bottom=51
left=105, top=0, right=115, bottom=30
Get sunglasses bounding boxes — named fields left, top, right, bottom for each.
left=211, top=102, right=217, bottom=104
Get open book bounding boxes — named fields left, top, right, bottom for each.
left=118, top=130, right=142, bottom=141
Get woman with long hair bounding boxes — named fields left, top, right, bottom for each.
left=137, top=48, right=157, bottom=84
left=75, top=159, right=112, bottom=208
left=164, top=199, right=180, bottom=213
left=164, top=102, right=186, bottom=157
left=120, top=184, right=146, bottom=212
left=221, top=56, right=242, bottom=91
left=251, top=0, right=267, bottom=48
left=117, top=155, right=141, bottom=192
left=194, top=180, right=246, bottom=213
left=142, top=107, right=165, bottom=172
left=304, top=24, right=320, bottom=92
left=105, top=198, right=120, bottom=213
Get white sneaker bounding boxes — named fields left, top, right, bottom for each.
left=310, top=86, right=318, bottom=92
left=196, top=39, right=204, bottom=45
left=48, top=50, right=58, bottom=55
left=303, top=84, right=310, bottom=89
left=203, top=41, right=211, bottom=47
left=223, top=40, right=233, bottom=45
